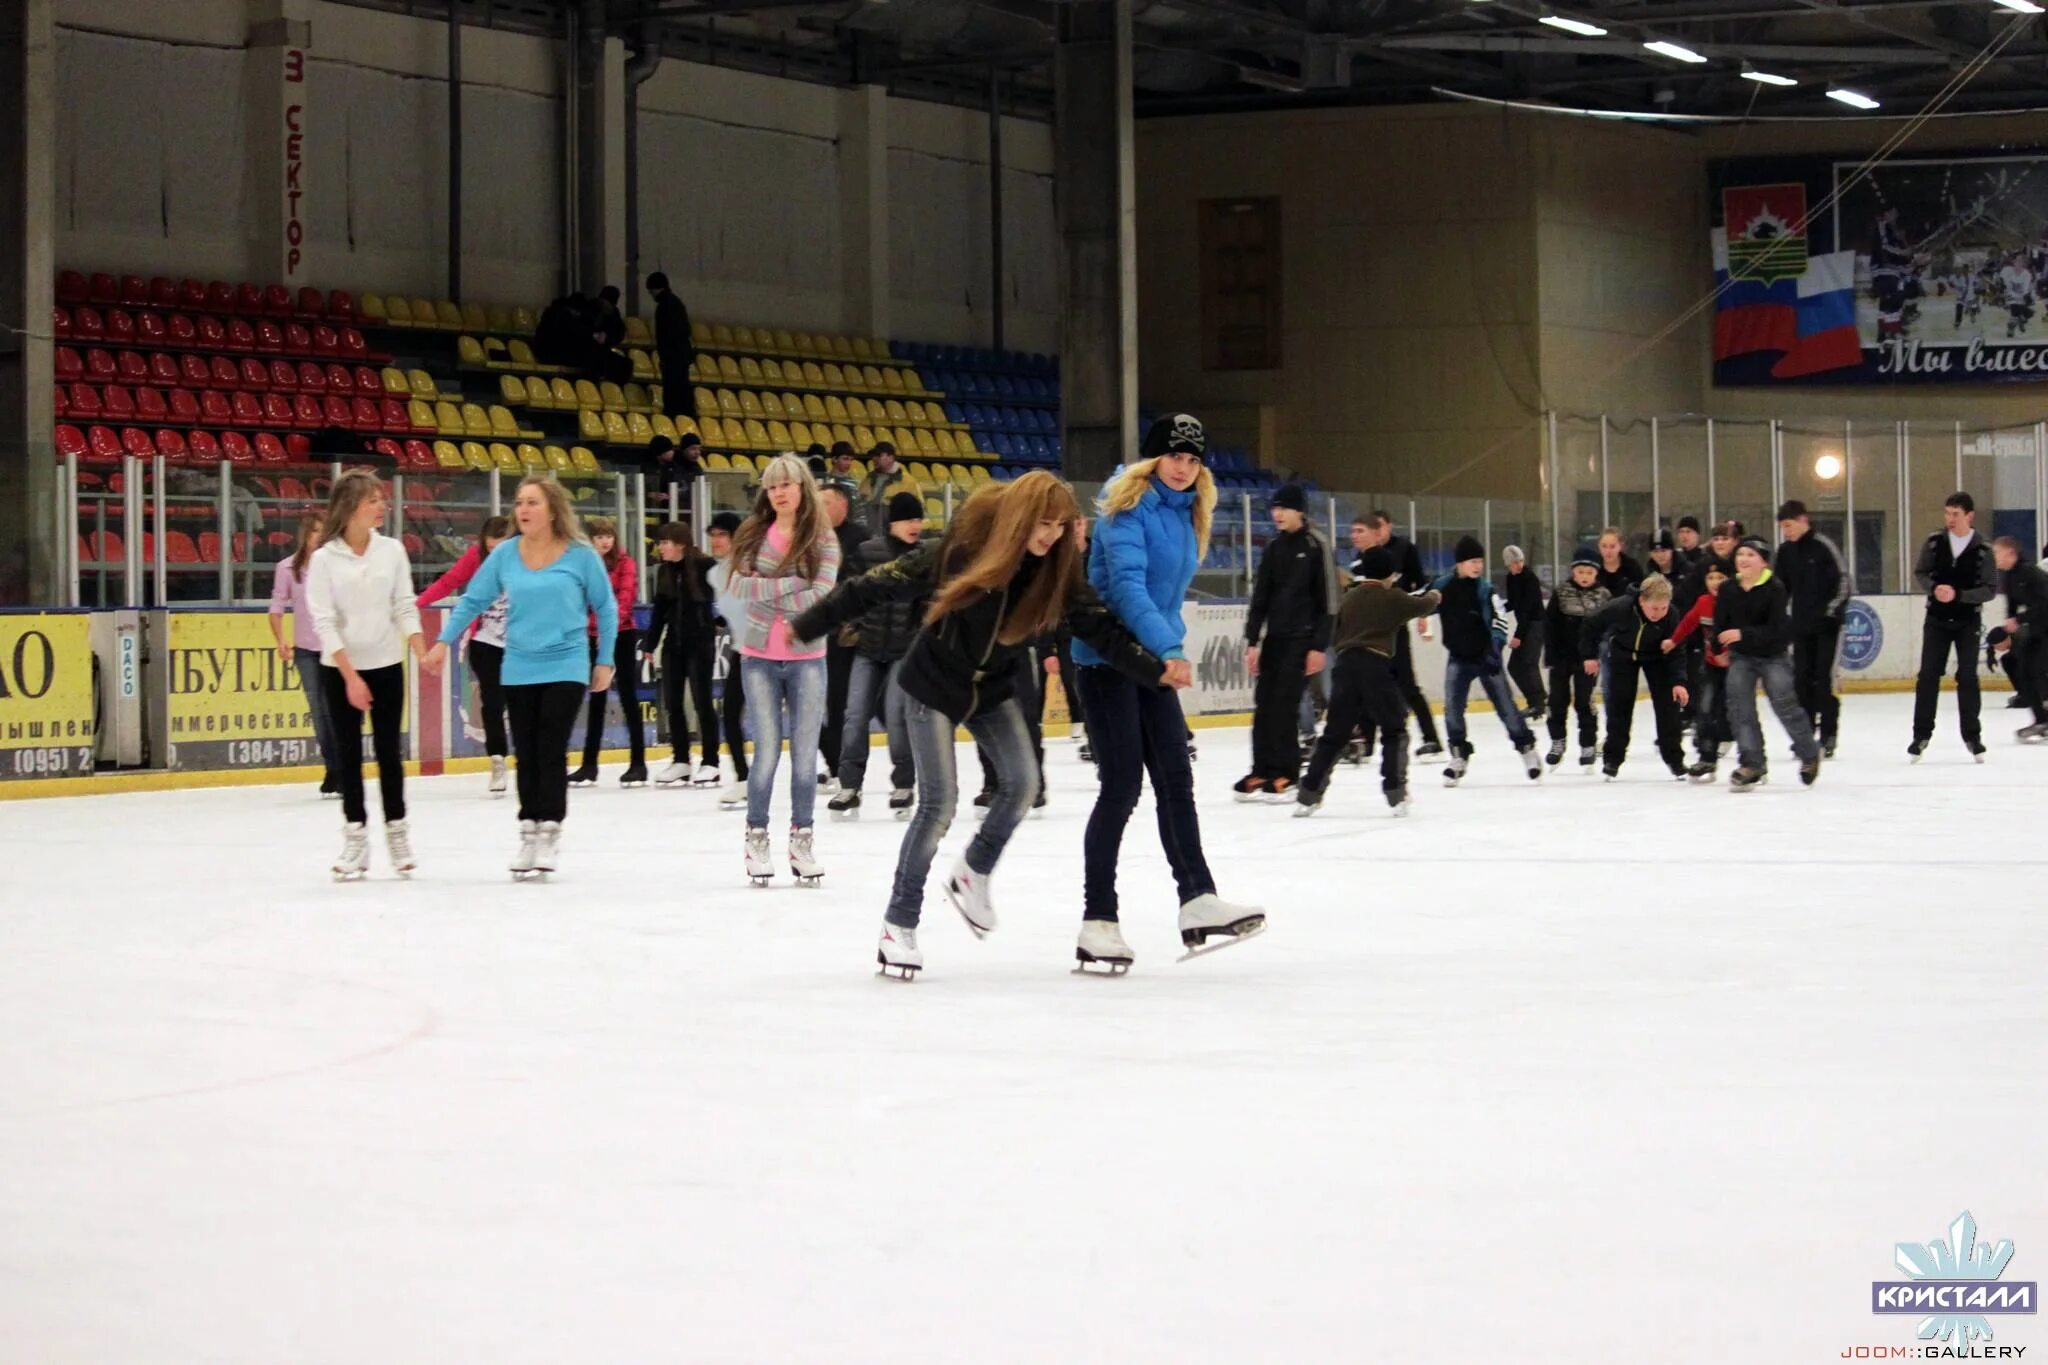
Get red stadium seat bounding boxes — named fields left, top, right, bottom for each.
left=254, top=321, right=284, bottom=353
left=297, top=361, right=325, bottom=392
left=219, top=431, right=254, bottom=463
left=283, top=322, right=312, bottom=353
left=68, top=382, right=101, bottom=418
left=121, top=427, right=154, bottom=459
left=224, top=318, right=255, bottom=352
left=168, top=389, right=201, bottom=423
left=295, top=286, right=325, bottom=317
left=85, top=349, right=116, bottom=381
left=178, top=279, right=207, bottom=311
left=236, top=283, right=265, bottom=315
left=320, top=394, right=351, bottom=427
left=179, top=354, right=209, bottom=388
left=55, top=424, right=88, bottom=460
left=135, top=311, right=166, bottom=344
left=52, top=306, right=72, bottom=339
left=155, top=429, right=189, bottom=462
left=351, top=396, right=379, bottom=429
left=73, top=306, right=104, bottom=341
left=326, top=290, right=355, bottom=322
left=205, top=281, right=234, bottom=313
left=231, top=392, right=263, bottom=424
left=55, top=347, right=82, bottom=380
left=379, top=397, right=409, bottom=431
left=265, top=285, right=292, bottom=317
left=403, top=438, right=434, bottom=469
left=148, top=352, right=179, bottom=386
left=102, top=385, right=134, bottom=420
left=167, top=313, right=197, bottom=347
left=210, top=355, right=239, bottom=389
left=105, top=309, right=134, bottom=343
left=174, top=531, right=204, bottom=564
left=324, top=362, right=353, bottom=394
left=135, top=387, right=167, bottom=421
left=240, top=357, right=268, bottom=389
left=149, top=277, right=178, bottom=310
left=254, top=432, right=288, bottom=463
left=87, top=425, right=122, bottom=463
left=187, top=430, right=220, bottom=461
left=196, top=316, right=226, bottom=349
left=265, top=393, right=297, bottom=427
left=372, top=438, right=403, bottom=460
left=117, top=351, right=147, bottom=382
left=269, top=359, right=297, bottom=391
left=53, top=386, right=68, bottom=419
left=120, top=275, right=148, bottom=306
left=312, top=325, right=341, bottom=356
left=56, top=271, right=88, bottom=305
left=402, top=533, right=425, bottom=558
left=89, top=273, right=118, bottom=305
left=285, top=434, right=312, bottom=462
left=200, top=391, right=232, bottom=424
left=339, top=327, right=369, bottom=358
left=301, top=394, right=330, bottom=428
left=352, top=364, right=380, bottom=394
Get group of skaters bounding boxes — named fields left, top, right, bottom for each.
left=1235, top=489, right=2038, bottom=815
left=274, top=414, right=1265, bottom=979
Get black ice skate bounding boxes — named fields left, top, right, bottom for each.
left=889, top=787, right=914, bottom=819
left=1908, top=737, right=1929, bottom=762
left=1968, top=739, right=1988, bottom=763
left=1545, top=738, right=1566, bottom=767
left=828, top=788, right=862, bottom=820
left=1687, top=759, right=1718, bottom=783
left=619, top=761, right=649, bottom=788
left=568, top=762, right=598, bottom=787
left=2019, top=723, right=2048, bottom=743
left=1730, top=766, right=1767, bottom=791
left=1415, top=739, right=1444, bottom=759
left=1385, top=785, right=1410, bottom=817
left=1292, top=785, right=1323, bottom=818
left=1799, top=755, right=1821, bottom=786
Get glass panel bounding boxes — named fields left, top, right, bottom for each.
left=1904, top=420, right=1959, bottom=575
left=161, top=458, right=225, bottom=605
left=1847, top=420, right=1901, bottom=595
left=1604, top=416, right=1655, bottom=561
left=1712, top=418, right=1774, bottom=540
left=1961, top=422, right=2039, bottom=552
left=1657, top=417, right=1712, bottom=563
left=1553, top=415, right=1605, bottom=556
left=1779, top=421, right=1849, bottom=591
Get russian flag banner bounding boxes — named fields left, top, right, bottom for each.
left=1771, top=251, right=1864, bottom=380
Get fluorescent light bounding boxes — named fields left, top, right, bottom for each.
left=1643, top=39, right=1707, bottom=63
left=1826, top=88, right=1881, bottom=109
left=1992, top=0, right=2044, bottom=13
left=1742, top=69, right=1799, bottom=87
left=1539, top=15, right=1609, bottom=35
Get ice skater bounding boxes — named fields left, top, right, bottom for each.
left=1593, top=527, right=1644, bottom=598
left=1074, top=415, right=1265, bottom=973
left=1666, top=557, right=1735, bottom=781
left=1544, top=547, right=1613, bottom=768
left=268, top=511, right=342, bottom=800
left=1989, top=536, right=2048, bottom=740
left=304, top=470, right=428, bottom=879
left=640, top=521, right=722, bottom=787
left=1910, top=492, right=1995, bottom=762
left=1579, top=573, right=1688, bottom=780
left=417, top=515, right=514, bottom=794
left=1350, top=512, right=1443, bottom=759
left=569, top=517, right=647, bottom=788
left=725, top=454, right=841, bottom=884
left=1237, top=482, right=1335, bottom=802
left=704, top=512, right=752, bottom=807
left=1500, top=544, right=1546, bottom=719
left=1295, top=545, right=1441, bottom=818
left=1774, top=500, right=1849, bottom=757
left=826, top=490, right=928, bottom=819
left=791, top=472, right=1173, bottom=979
left=422, top=476, right=619, bottom=878
left=1717, top=537, right=1821, bottom=790
left=1431, top=536, right=1544, bottom=785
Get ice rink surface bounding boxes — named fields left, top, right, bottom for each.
left=2, top=691, right=2044, bottom=1364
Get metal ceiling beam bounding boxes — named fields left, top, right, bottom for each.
left=1787, top=0, right=1983, bottom=60
left=1374, top=33, right=1952, bottom=63
left=1605, top=0, right=1952, bottom=19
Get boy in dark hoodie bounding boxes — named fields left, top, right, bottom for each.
left=1296, top=546, right=1441, bottom=817
left=1431, top=536, right=1544, bottom=786
left=830, top=491, right=929, bottom=818
left=1579, top=572, right=1689, bottom=780
left=1500, top=544, right=1546, bottom=719
left=1666, top=556, right=1735, bottom=780
left=1990, top=536, right=2048, bottom=739
left=641, top=521, right=722, bottom=786
left=1544, top=546, right=1612, bottom=768
left=1718, top=537, right=1821, bottom=789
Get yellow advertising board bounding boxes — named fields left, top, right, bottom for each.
left=0, top=612, right=96, bottom=780
left=165, top=611, right=406, bottom=770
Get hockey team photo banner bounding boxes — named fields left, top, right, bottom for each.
left=1711, top=150, right=2048, bottom=387
left=0, top=612, right=96, bottom=782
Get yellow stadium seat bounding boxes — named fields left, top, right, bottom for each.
left=799, top=361, right=825, bottom=388
left=861, top=365, right=886, bottom=391
left=824, top=395, right=850, bottom=422
left=734, top=326, right=760, bottom=350
left=358, top=294, right=389, bottom=324
left=949, top=463, right=971, bottom=484
left=729, top=454, right=756, bottom=474
left=879, top=368, right=906, bottom=394
left=906, top=461, right=933, bottom=485
left=482, top=337, right=509, bottom=366
left=739, top=390, right=765, bottom=419
left=914, top=428, right=942, bottom=456
left=599, top=381, right=628, bottom=411
left=852, top=424, right=877, bottom=451
left=651, top=415, right=678, bottom=442
left=716, top=389, right=743, bottom=419
left=409, top=399, right=438, bottom=431
left=571, top=446, right=602, bottom=476
left=629, top=348, right=655, bottom=380
left=688, top=356, right=711, bottom=382
left=511, top=306, right=537, bottom=334
left=461, top=302, right=489, bottom=332
left=900, top=369, right=924, bottom=394
left=691, top=385, right=717, bottom=416
left=403, top=369, right=434, bottom=401
left=699, top=416, right=727, bottom=446
left=499, top=374, right=528, bottom=407
left=830, top=423, right=856, bottom=447
left=744, top=419, right=771, bottom=449
left=626, top=412, right=654, bottom=443
left=384, top=296, right=415, bottom=327
left=455, top=403, right=488, bottom=437
left=625, top=316, right=653, bottom=346
left=433, top=400, right=463, bottom=435
left=844, top=396, right=871, bottom=423
left=517, top=443, right=547, bottom=472
left=488, top=406, right=523, bottom=438
left=577, top=409, right=605, bottom=442
left=850, top=337, right=875, bottom=361
left=759, top=358, right=785, bottom=384
left=690, top=320, right=712, bottom=347
left=544, top=444, right=572, bottom=473
left=704, top=452, right=731, bottom=471
left=456, top=335, right=486, bottom=366
left=790, top=392, right=817, bottom=420
left=435, top=300, right=463, bottom=329
left=884, top=399, right=910, bottom=425
left=772, top=329, right=797, bottom=355
left=789, top=332, right=818, bottom=356
left=409, top=298, right=437, bottom=328
left=715, top=355, right=741, bottom=383
left=759, top=392, right=787, bottom=421
left=831, top=336, right=857, bottom=361
left=711, top=324, right=736, bottom=349
left=432, top=439, right=465, bottom=470
left=788, top=421, right=816, bottom=448
left=739, top=356, right=763, bottom=383
left=541, top=377, right=571, bottom=409
left=969, top=465, right=992, bottom=484
left=766, top=421, right=793, bottom=448
left=602, top=410, right=630, bottom=443
left=461, top=440, right=493, bottom=472
left=507, top=339, right=542, bottom=369
left=571, top=380, right=600, bottom=410
left=934, top=429, right=961, bottom=457
left=672, top=415, right=698, bottom=440
left=821, top=363, right=848, bottom=390
left=650, top=383, right=665, bottom=410
left=488, top=442, right=520, bottom=474
left=623, top=382, right=651, bottom=411
left=523, top=375, right=553, bottom=409
left=484, top=304, right=513, bottom=333
left=376, top=366, right=405, bottom=395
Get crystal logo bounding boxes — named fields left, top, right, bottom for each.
left=1841, top=598, right=1883, bottom=671
left=1870, top=1212, right=2037, bottom=1346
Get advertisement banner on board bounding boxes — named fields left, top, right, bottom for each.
left=0, top=613, right=97, bottom=781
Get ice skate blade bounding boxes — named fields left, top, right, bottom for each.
left=620, top=781, right=647, bottom=789
left=829, top=808, right=861, bottom=822
left=332, top=870, right=366, bottom=882
left=944, top=881, right=994, bottom=938
left=748, top=874, right=773, bottom=887
left=876, top=958, right=920, bottom=981
left=1073, top=953, right=1131, bottom=975
left=894, top=808, right=912, bottom=821
left=511, top=869, right=549, bottom=882
left=1291, top=803, right=1319, bottom=818
left=1177, top=921, right=1267, bottom=962
left=1389, top=802, right=1410, bottom=818
left=794, top=875, right=824, bottom=887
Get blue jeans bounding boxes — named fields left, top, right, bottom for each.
left=887, top=697, right=1037, bottom=928
left=838, top=655, right=914, bottom=793
left=294, top=646, right=342, bottom=785
left=1444, top=655, right=1535, bottom=753
left=741, top=655, right=827, bottom=828
left=1078, top=665, right=1215, bottom=921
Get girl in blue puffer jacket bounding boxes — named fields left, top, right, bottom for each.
left=1072, top=413, right=1267, bottom=973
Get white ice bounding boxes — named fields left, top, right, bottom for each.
left=1, top=691, right=2044, bottom=1364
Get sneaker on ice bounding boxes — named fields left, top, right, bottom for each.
left=877, top=922, right=922, bottom=979
left=944, top=856, right=997, bottom=937
left=1075, top=919, right=1135, bottom=973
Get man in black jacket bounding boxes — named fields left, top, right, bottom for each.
left=1910, top=491, right=1997, bottom=759
left=1355, top=510, right=1443, bottom=757
left=1719, top=538, right=1821, bottom=788
left=1237, top=484, right=1335, bottom=799
left=818, top=480, right=869, bottom=788
left=1500, top=544, right=1546, bottom=718
left=828, top=491, right=927, bottom=816
left=1673, top=517, right=1706, bottom=582
left=1774, top=500, right=1851, bottom=757
left=1989, top=536, right=2048, bottom=738
left=641, top=522, right=721, bottom=786
left=646, top=271, right=696, bottom=421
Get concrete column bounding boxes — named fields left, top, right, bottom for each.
left=0, top=0, right=57, bottom=604
left=837, top=85, right=890, bottom=341
left=243, top=0, right=314, bottom=286
left=573, top=4, right=627, bottom=294
left=1054, top=0, right=1137, bottom=483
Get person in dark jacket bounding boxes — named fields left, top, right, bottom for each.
left=594, top=285, right=628, bottom=349
left=815, top=480, right=870, bottom=788
left=641, top=521, right=721, bottom=785
left=1672, top=516, right=1707, bottom=582
left=533, top=293, right=599, bottom=374
left=1544, top=547, right=1612, bottom=767
left=1645, top=526, right=1678, bottom=583
left=1237, top=483, right=1335, bottom=800
left=792, top=472, right=1172, bottom=980
left=1987, top=537, right=2048, bottom=737
left=1667, top=557, right=1736, bottom=779
left=1353, top=510, right=1443, bottom=757
left=1500, top=544, right=1546, bottom=718
left=1296, top=546, right=1440, bottom=817
left=1774, top=500, right=1851, bottom=757
left=1669, top=517, right=1711, bottom=724
left=647, top=272, right=696, bottom=422
left=828, top=491, right=927, bottom=817
left=1594, top=527, right=1645, bottom=598
left=1431, top=536, right=1543, bottom=784
left=1718, top=537, right=1820, bottom=788
left=1910, top=491, right=1997, bottom=759
left=1580, top=573, right=1688, bottom=780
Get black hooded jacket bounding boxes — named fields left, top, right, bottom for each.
left=849, top=532, right=926, bottom=662
left=1715, top=571, right=1793, bottom=659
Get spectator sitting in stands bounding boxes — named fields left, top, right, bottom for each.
left=645, top=434, right=705, bottom=512
left=858, top=442, right=921, bottom=531
left=594, top=286, right=628, bottom=349
left=829, top=441, right=860, bottom=485
left=534, top=293, right=598, bottom=372
left=805, top=443, right=830, bottom=480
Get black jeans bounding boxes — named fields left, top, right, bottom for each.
left=2015, top=637, right=2048, bottom=724
left=1547, top=658, right=1599, bottom=747
left=660, top=635, right=717, bottom=769
left=321, top=662, right=407, bottom=826
left=979, top=649, right=1044, bottom=793
left=469, top=640, right=509, bottom=758
left=1913, top=615, right=1983, bottom=743
left=819, top=639, right=854, bottom=781
left=1392, top=627, right=1439, bottom=744
left=1506, top=624, right=1546, bottom=715
left=720, top=648, right=750, bottom=779
left=1791, top=620, right=1843, bottom=743
left=581, top=629, right=646, bottom=767
left=1694, top=666, right=1731, bottom=759
left=658, top=354, right=696, bottom=419
left=1250, top=633, right=1312, bottom=780
left=1302, top=650, right=1409, bottom=797
left=1078, top=666, right=1216, bottom=921
left=1602, top=656, right=1685, bottom=772
left=1056, top=635, right=1086, bottom=730
left=507, top=681, right=586, bottom=822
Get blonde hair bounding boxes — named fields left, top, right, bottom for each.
left=732, top=452, right=827, bottom=580
left=1638, top=572, right=1673, bottom=603
left=515, top=474, right=588, bottom=545
left=926, top=472, right=1084, bottom=644
left=318, top=469, right=386, bottom=548
left=1097, top=456, right=1215, bottom=557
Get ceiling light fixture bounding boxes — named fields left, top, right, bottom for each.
left=1826, top=88, right=1881, bottom=109
left=1538, top=15, right=1609, bottom=35
left=1643, top=39, right=1708, bottom=63
left=1741, top=69, right=1799, bottom=87
left=1991, top=0, right=2044, bottom=14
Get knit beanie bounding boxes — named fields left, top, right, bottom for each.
left=1454, top=535, right=1486, bottom=563
left=710, top=511, right=743, bottom=535
left=1650, top=527, right=1676, bottom=552
left=1140, top=413, right=1206, bottom=460
left=1572, top=545, right=1600, bottom=569
left=1271, top=483, right=1307, bottom=513
left=887, top=490, right=925, bottom=523
left=1356, top=546, right=1397, bottom=580
left=1502, top=544, right=1525, bottom=565
left=1738, top=535, right=1772, bottom=561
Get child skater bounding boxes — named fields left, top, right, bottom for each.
left=641, top=521, right=722, bottom=786
left=417, top=514, right=514, bottom=794
left=268, top=511, right=342, bottom=799
left=1295, top=545, right=1441, bottom=817
left=1667, top=557, right=1735, bottom=781
left=1717, top=537, right=1821, bottom=790
left=791, top=472, right=1174, bottom=979
left=1431, top=536, right=1544, bottom=786
left=1578, top=573, right=1689, bottom=780
left=304, top=470, right=427, bottom=879
left=1544, top=547, right=1612, bottom=768
left=569, top=516, right=648, bottom=788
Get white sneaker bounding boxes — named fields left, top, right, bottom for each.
left=745, top=827, right=773, bottom=883
left=654, top=760, right=691, bottom=786
left=1075, top=919, right=1134, bottom=973
left=488, top=756, right=508, bottom=795
left=510, top=819, right=540, bottom=878
left=788, top=827, right=824, bottom=884
left=691, top=763, right=721, bottom=787
left=877, top=921, right=923, bottom=979
left=532, top=821, right=561, bottom=873
left=1178, top=893, right=1266, bottom=948
left=332, top=822, right=369, bottom=880
left=720, top=786, right=747, bottom=811
left=385, top=819, right=416, bottom=876
left=944, top=856, right=997, bottom=937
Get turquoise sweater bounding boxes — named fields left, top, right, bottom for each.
left=439, top=539, right=618, bottom=685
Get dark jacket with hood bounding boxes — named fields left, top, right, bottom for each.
left=1774, top=530, right=1850, bottom=630
left=642, top=549, right=719, bottom=655
left=1581, top=592, right=1677, bottom=680
left=1501, top=568, right=1544, bottom=637
left=1715, top=570, right=1793, bottom=659
left=792, top=542, right=1164, bottom=722
left=849, top=532, right=927, bottom=663
left=1596, top=554, right=1645, bottom=599
left=1545, top=578, right=1614, bottom=662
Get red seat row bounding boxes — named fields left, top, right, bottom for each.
left=77, top=530, right=258, bottom=567
left=57, top=423, right=320, bottom=467
left=57, top=271, right=354, bottom=323
left=58, top=348, right=387, bottom=398
left=58, top=383, right=424, bottom=435
left=54, top=306, right=383, bottom=362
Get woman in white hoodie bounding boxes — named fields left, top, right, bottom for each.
left=305, top=469, right=426, bottom=879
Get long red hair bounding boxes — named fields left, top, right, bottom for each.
left=925, top=471, right=1083, bottom=645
